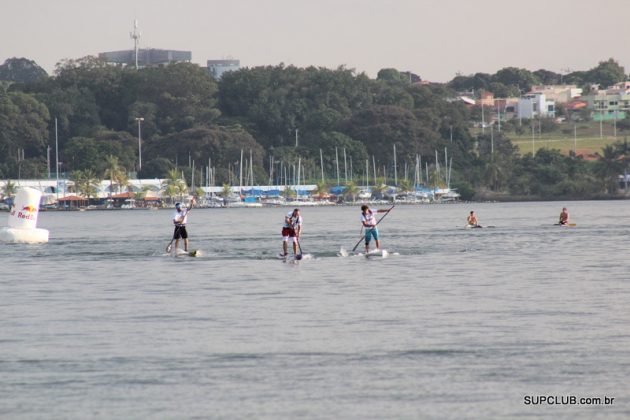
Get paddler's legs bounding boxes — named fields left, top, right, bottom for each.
left=292, top=238, right=298, bottom=255
left=373, top=228, right=380, bottom=250
left=184, top=238, right=189, bottom=252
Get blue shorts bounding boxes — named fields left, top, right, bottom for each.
left=365, top=227, right=379, bottom=243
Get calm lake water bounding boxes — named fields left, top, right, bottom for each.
left=1, top=201, right=629, bottom=419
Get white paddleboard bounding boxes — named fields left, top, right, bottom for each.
left=175, top=248, right=200, bottom=257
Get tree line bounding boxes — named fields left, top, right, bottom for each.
left=0, top=56, right=629, bottom=200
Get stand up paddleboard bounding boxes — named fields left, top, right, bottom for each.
left=174, top=248, right=199, bottom=257
left=364, top=249, right=389, bottom=258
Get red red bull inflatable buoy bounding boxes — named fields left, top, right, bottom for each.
left=0, top=187, right=49, bottom=243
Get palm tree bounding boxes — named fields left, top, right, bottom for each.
left=314, top=181, right=329, bottom=198
left=2, top=179, right=17, bottom=200
left=283, top=185, right=296, bottom=200
left=219, top=183, right=232, bottom=198
left=343, top=181, right=359, bottom=202
left=69, top=169, right=101, bottom=203
left=161, top=169, right=187, bottom=205
left=83, top=169, right=101, bottom=202
left=398, top=179, right=413, bottom=194
left=594, top=145, right=623, bottom=194
left=484, top=160, right=504, bottom=191
left=371, top=180, right=387, bottom=200
left=114, top=171, right=130, bottom=194
left=104, top=155, right=124, bottom=197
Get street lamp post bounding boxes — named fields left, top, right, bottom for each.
left=135, top=117, right=144, bottom=172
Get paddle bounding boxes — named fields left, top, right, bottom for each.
left=295, top=239, right=303, bottom=260
left=351, top=205, right=395, bottom=252
left=165, top=225, right=180, bottom=253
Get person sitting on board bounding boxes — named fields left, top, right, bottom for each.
left=559, top=207, right=569, bottom=225
left=172, top=198, right=195, bottom=252
left=361, top=205, right=388, bottom=253
left=467, top=210, right=480, bottom=227
left=281, top=208, right=302, bottom=257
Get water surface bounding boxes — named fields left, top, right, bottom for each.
left=1, top=201, right=629, bottom=418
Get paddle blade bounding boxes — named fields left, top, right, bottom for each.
left=166, top=243, right=173, bottom=253
left=295, top=254, right=303, bottom=260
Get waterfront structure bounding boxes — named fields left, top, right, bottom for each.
left=207, top=59, right=240, bottom=79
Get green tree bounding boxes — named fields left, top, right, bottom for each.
left=2, top=179, right=17, bottom=199
left=343, top=181, right=359, bottom=202
left=70, top=169, right=101, bottom=201
left=494, top=67, right=540, bottom=93
left=585, top=58, right=626, bottom=88
left=161, top=169, right=187, bottom=204
left=594, top=145, right=623, bottom=193
left=138, top=157, right=174, bottom=179
left=219, top=183, right=232, bottom=198
left=0, top=58, right=48, bottom=83
left=103, top=155, right=125, bottom=196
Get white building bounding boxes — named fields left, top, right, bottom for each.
left=207, top=59, right=240, bottom=79
left=530, top=85, right=582, bottom=103
left=518, top=93, right=555, bottom=119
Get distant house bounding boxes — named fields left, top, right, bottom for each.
left=476, top=91, right=495, bottom=107
left=580, top=82, right=630, bottom=121
left=529, top=85, right=582, bottom=104
left=518, top=93, right=555, bottom=119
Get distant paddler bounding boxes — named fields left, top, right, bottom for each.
left=558, top=207, right=570, bottom=225
left=281, top=208, right=302, bottom=258
left=172, top=198, right=195, bottom=253
left=360, top=205, right=390, bottom=253
left=467, top=210, right=481, bottom=228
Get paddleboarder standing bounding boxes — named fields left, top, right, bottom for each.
left=281, top=208, right=302, bottom=257
left=361, top=205, right=389, bottom=253
left=172, top=198, right=195, bottom=252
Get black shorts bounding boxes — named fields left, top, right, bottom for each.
left=174, top=225, right=188, bottom=239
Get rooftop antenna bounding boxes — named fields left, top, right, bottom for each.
left=130, top=19, right=141, bottom=69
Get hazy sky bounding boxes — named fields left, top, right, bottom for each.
left=2, top=0, right=629, bottom=82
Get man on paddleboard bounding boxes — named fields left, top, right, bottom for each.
left=281, top=208, right=302, bottom=257
left=173, top=198, right=195, bottom=252
left=559, top=207, right=569, bottom=225
left=361, top=205, right=389, bottom=253
left=467, top=211, right=479, bottom=227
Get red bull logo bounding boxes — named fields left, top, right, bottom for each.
left=17, top=205, right=38, bottom=220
